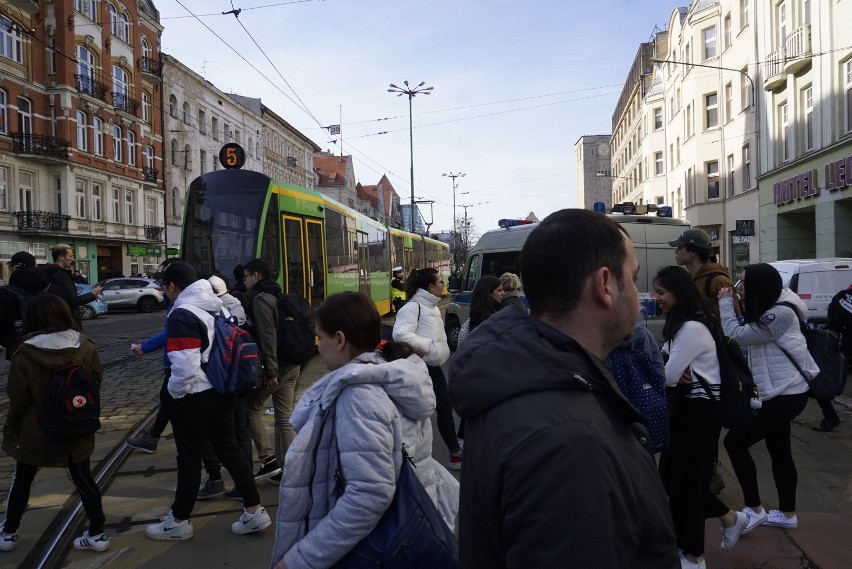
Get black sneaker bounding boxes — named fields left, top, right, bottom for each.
left=197, top=477, right=225, bottom=500
left=224, top=487, right=242, bottom=501
left=127, top=432, right=158, bottom=454
left=266, top=472, right=282, bottom=485
left=813, top=416, right=841, bottom=432
left=253, top=457, right=281, bottom=482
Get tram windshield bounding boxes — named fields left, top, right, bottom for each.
left=182, top=174, right=267, bottom=284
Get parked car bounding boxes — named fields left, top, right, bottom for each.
left=76, top=283, right=108, bottom=320
left=769, top=258, right=852, bottom=323
left=96, top=277, right=165, bottom=312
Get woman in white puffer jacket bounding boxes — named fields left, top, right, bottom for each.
left=718, top=263, right=817, bottom=535
left=392, top=268, right=461, bottom=471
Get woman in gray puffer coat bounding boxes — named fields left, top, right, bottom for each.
left=271, top=292, right=458, bottom=569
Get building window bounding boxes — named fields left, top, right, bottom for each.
left=705, top=93, right=718, bottom=128
left=780, top=102, right=791, bottom=161
left=654, top=151, right=664, bottom=176
left=76, top=110, right=88, bottom=151
left=48, top=38, right=57, bottom=75
left=16, top=97, right=32, bottom=136
left=75, top=0, right=97, bottom=21
left=171, top=139, right=178, bottom=166
left=845, top=61, right=852, bottom=133
left=0, top=15, right=23, bottom=64
left=120, top=13, right=131, bottom=42
left=200, top=150, right=206, bottom=174
left=0, top=166, right=7, bottom=211
left=172, top=188, right=180, bottom=221
left=669, top=143, right=674, bottom=170
left=184, top=145, right=191, bottom=170
left=141, top=37, right=151, bottom=60
left=198, top=110, right=206, bottom=134
left=248, top=137, right=253, bottom=158
left=653, top=107, right=662, bottom=130
left=724, top=13, right=732, bottom=49
left=676, top=137, right=680, bottom=165
left=0, top=89, right=6, bottom=134
left=725, top=82, right=733, bottom=122
left=741, top=0, right=749, bottom=30
left=107, top=4, right=118, bottom=37
left=741, top=67, right=752, bottom=110
left=777, top=2, right=787, bottom=48
left=686, top=103, right=693, bottom=138
left=55, top=177, right=62, bottom=213
left=113, top=125, right=123, bottom=162
left=686, top=167, right=694, bottom=206
left=92, top=183, right=102, bottom=221
left=145, top=145, right=154, bottom=169
left=803, top=86, right=814, bottom=151
left=76, top=179, right=87, bottom=218
left=707, top=161, right=720, bottom=199
left=183, top=101, right=190, bottom=124
left=742, top=144, right=751, bottom=190
left=125, top=190, right=134, bottom=225
left=142, top=92, right=151, bottom=123
left=703, top=27, right=716, bottom=60
left=224, top=122, right=231, bottom=142
left=127, top=130, right=136, bottom=166
left=77, top=45, right=96, bottom=81
left=727, top=154, right=735, bottom=197
left=169, top=94, right=177, bottom=118
left=113, top=66, right=129, bottom=97
left=212, top=117, right=219, bottom=140
left=93, top=117, right=103, bottom=156
left=146, top=197, right=156, bottom=225
left=112, top=188, right=121, bottom=222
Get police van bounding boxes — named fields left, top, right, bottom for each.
left=445, top=214, right=691, bottom=348
left=768, top=259, right=852, bottom=323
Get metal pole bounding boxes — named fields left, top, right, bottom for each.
left=408, top=94, right=415, bottom=232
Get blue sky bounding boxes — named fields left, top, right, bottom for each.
left=159, top=0, right=685, bottom=234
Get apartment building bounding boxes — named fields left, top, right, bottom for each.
left=757, top=0, right=852, bottom=259
left=0, top=0, right=165, bottom=282
left=574, top=134, right=613, bottom=211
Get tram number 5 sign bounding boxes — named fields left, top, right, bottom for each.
left=219, top=143, right=246, bottom=169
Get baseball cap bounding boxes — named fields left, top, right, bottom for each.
left=208, top=275, right=228, bottom=296
left=8, top=251, right=36, bottom=267
left=668, top=229, right=712, bottom=250
left=160, top=261, right=198, bottom=288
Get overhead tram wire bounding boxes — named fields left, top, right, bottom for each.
left=161, top=0, right=319, bottom=19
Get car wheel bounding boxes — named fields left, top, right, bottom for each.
left=138, top=296, right=158, bottom=313
left=445, top=316, right=460, bottom=351
left=79, top=305, right=96, bottom=321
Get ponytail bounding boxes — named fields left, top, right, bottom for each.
left=404, top=267, right=439, bottom=300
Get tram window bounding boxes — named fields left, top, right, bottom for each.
left=283, top=218, right=305, bottom=295
left=425, top=242, right=438, bottom=270
left=368, top=226, right=387, bottom=274
left=306, top=221, right=325, bottom=306
left=260, top=194, right=280, bottom=280
left=326, top=209, right=357, bottom=274
left=413, top=240, right=425, bottom=269
left=391, top=235, right=404, bottom=270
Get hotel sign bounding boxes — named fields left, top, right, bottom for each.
left=774, top=154, right=852, bottom=206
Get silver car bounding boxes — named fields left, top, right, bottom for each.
left=96, top=277, right=164, bottom=312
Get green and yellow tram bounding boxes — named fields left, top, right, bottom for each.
left=179, top=167, right=450, bottom=315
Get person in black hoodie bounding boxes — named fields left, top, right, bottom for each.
left=0, top=252, right=63, bottom=360
left=41, top=244, right=102, bottom=326
left=449, top=209, right=678, bottom=569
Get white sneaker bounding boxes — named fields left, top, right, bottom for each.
left=762, top=509, right=798, bottom=529
left=679, top=551, right=706, bottom=569
left=742, top=506, right=768, bottom=534
left=73, top=531, right=110, bottom=552
left=231, top=506, right=271, bottom=535
left=146, top=513, right=193, bottom=541
left=720, top=511, right=748, bottom=550
left=0, top=525, right=17, bottom=552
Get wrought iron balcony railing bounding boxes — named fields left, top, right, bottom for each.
left=113, top=92, right=140, bottom=115
left=11, top=132, right=70, bottom=159
left=145, top=225, right=164, bottom=241
left=138, top=56, right=161, bottom=77
left=75, top=74, right=109, bottom=102
left=142, top=167, right=158, bottom=182
left=15, top=210, right=71, bottom=233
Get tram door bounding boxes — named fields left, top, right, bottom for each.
left=356, top=231, right=369, bottom=294
left=282, top=215, right=326, bottom=306
left=404, top=247, right=414, bottom=273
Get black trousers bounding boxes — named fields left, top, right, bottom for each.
left=170, top=389, right=260, bottom=520
left=4, top=459, right=105, bottom=535
left=724, top=392, right=808, bottom=512
left=203, top=393, right=253, bottom=479
left=658, top=397, right=730, bottom=558
left=428, top=365, right=460, bottom=453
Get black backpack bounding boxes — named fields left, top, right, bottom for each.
left=276, top=293, right=317, bottom=365
left=1, top=284, right=53, bottom=359
left=696, top=325, right=759, bottom=430
left=41, top=362, right=101, bottom=441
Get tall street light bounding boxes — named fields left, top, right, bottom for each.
left=442, top=171, right=465, bottom=272
left=388, top=80, right=433, bottom=232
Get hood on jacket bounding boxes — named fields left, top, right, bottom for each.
left=777, top=288, right=808, bottom=319
left=411, top=287, right=440, bottom=307
left=694, top=262, right=732, bottom=283
left=292, top=352, right=434, bottom=432
left=9, top=266, right=51, bottom=291
left=451, top=308, right=643, bottom=424
left=40, top=263, right=70, bottom=279
left=250, top=278, right=282, bottom=297
left=23, top=329, right=81, bottom=350
left=172, top=279, right=223, bottom=313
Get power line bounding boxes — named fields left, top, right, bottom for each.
left=161, top=0, right=320, bottom=20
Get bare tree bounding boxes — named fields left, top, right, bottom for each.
left=450, top=217, right=478, bottom=286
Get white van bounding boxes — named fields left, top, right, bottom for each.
left=445, top=214, right=691, bottom=347
left=768, top=259, right=852, bottom=323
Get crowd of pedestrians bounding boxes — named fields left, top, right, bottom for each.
left=0, top=215, right=847, bottom=568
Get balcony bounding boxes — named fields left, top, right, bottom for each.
left=11, top=132, right=69, bottom=160
left=138, top=56, right=161, bottom=83
left=142, top=167, right=158, bottom=183
left=75, top=75, right=109, bottom=103
left=144, top=225, right=164, bottom=241
left=764, top=47, right=786, bottom=90
left=112, top=92, right=140, bottom=116
left=785, top=24, right=812, bottom=74
left=15, top=211, right=71, bottom=233
left=5, top=0, right=38, bottom=15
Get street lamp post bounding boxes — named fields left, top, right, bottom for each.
left=442, top=171, right=465, bottom=273
left=388, top=81, right=433, bottom=232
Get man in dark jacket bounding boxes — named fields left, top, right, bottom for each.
left=450, top=209, right=678, bottom=569
left=0, top=252, right=63, bottom=360
left=41, top=244, right=102, bottom=326
left=242, top=258, right=300, bottom=483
